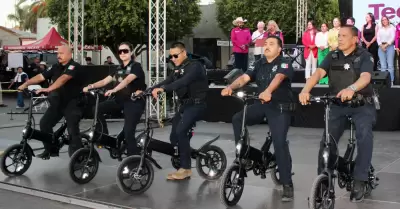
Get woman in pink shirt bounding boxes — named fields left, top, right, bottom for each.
left=230, top=17, right=252, bottom=71
left=302, top=20, right=318, bottom=80
left=264, top=20, right=284, bottom=45
left=395, top=22, right=400, bottom=73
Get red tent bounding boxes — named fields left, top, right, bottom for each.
left=3, top=27, right=101, bottom=51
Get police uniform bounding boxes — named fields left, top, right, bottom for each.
left=40, top=59, right=85, bottom=156
left=318, top=47, right=376, bottom=182
left=154, top=59, right=208, bottom=169
left=232, top=56, right=294, bottom=185
left=96, top=60, right=146, bottom=156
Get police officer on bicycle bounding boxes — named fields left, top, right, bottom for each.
left=150, top=42, right=208, bottom=180
left=84, top=42, right=146, bottom=156
left=299, top=25, right=376, bottom=202
left=221, top=36, right=295, bottom=202
left=18, top=45, right=86, bottom=158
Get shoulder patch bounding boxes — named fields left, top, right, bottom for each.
left=68, top=65, right=75, bottom=70
left=281, top=63, right=289, bottom=69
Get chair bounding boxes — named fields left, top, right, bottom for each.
left=28, top=85, right=49, bottom=112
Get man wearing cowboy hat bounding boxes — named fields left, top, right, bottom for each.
left=231, top=17, right=252, bottom=71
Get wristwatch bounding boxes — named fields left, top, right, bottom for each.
left=348, top=85, right=357, bottom=92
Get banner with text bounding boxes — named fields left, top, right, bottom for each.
left=353, top=0, right=399, bottom=29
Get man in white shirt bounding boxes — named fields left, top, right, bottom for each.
left=252, top=21, right=266, bottom=61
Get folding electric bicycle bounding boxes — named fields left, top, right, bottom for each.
left=116, top=89, right=227, bottom=194
left=68, top=89, right=129, bottom=184
left=0, top=89, right=89, bottom=177
left=219, top=91, right=287, bottom=207
left=308, top=95, right=379, bottom=209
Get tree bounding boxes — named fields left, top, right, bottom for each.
left=47, top=0, right=201, bottom=59
left=215, top=0, right=339, bottom=44
left=7, top=0, right=30, bottom=30
left=25, top=0, right=50, bottom=33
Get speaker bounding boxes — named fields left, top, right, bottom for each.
left=371, top=71, right=391, bottom=88
left=339, top=0, right=353, bottom=24
left=223, top=68, right=244, bottom=84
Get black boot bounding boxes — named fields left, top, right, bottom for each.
left=351, top=180, right=365, bottom=202
left=282, top=184, right=294, bottom=202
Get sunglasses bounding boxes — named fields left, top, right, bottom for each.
left=118, top=49, right=130, bottom=54
left=168, top=51, right=184, bottom=59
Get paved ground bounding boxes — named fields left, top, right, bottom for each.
left=0, top=106, right=400, bottom=209
left=0, top=189, right=89, bottom=209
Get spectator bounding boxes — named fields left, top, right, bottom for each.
left=264, top=20, right=284, bottom=45
left=252, top=21, right=266, bottom=61
left=106, top=56, right=114, bottom=65
left=230, top=17, right=252, bottom=71
left=395, top=23, right=400, bottom=75
left=8, top=67, right=28, bottom=108
left=347, top=17, right=361, bottom=42
left=315, top=23, right=329, bottom=84
left=328, top=17, right=341, bottom=51
left=377, top=16, right=396, bottom=84
left=361, top=13, right=379, bottom=71
left=38, top=61, right=49, bottom=88
left=302, top=20, right=318, bottom=80
left=85, top=57, right=94, bottom=65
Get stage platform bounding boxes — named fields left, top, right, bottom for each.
left=1, top=122, right=400, bottom=209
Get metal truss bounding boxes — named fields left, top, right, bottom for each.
left=68, top=0, right=84, bottom=64
left=148, top=0, right=167, bottom=123
left=296, top=0, right=308, bottom=42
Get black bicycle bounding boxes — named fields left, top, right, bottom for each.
left=308, top=95, right=379, bottom=209
left=219, top=91, right=283, bottom=207
left=0, top=89, right=89, bottom=177
left=68, top=88, right=129, bottom=184
left=116, top=89, right=227, bottom=195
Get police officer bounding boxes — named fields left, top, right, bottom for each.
left=84, top=42, right=146, bottom=156
left=151, top=42, right=208, bottom=180
left=299, top=25, right=376, bottom=202
left=221, top=36, right=295, bottom=202
left=18, top=45, right=85, bottom=158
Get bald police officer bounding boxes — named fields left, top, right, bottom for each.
left=18, top=45, right=86, bottom=159
left=299, top=25, right=376, bottom=202
left=222, top=36, right=295, bottom=202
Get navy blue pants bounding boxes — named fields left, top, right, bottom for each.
left=40, top=98, right=82, bottom=155
left=170, top=103, right=206, bottom=169
left=234, top=52, right=248, bottom=71
left=232, top=102, right=293, bottom=185
left=96, top=99, right=145, bottom=156
left=318, top=103, right=376, bottom=181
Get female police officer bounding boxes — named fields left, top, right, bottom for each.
left=84, top=42, right=146, bottom=156
left=221, top=36, right=295, bottom=202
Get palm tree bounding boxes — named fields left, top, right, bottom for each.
left=25, top=0, right=50, bottom=33
left=7, top=0, right=29, bottom=29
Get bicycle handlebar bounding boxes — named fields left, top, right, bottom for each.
left=309, top=95, right=339, bottom=103
left=232, top=91, right=260, bottom=101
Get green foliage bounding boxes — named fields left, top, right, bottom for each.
left=308, top=0, right=340, bottom=27
left=47, top=0, right=201, bottom=57
left=215, top=0, right=340, bottom=43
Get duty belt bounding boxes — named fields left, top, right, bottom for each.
left=180, top=98, right=205, bottom=105
left=276, top=103, right=297, bottom=112
left=334, top=96, right=373, bottom=108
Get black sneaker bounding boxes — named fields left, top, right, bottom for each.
left=282, top=184, right=294, bottom=202
left=36, top=150, right=58, bottom=160
left=350, top=180, right=365, bottom=202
